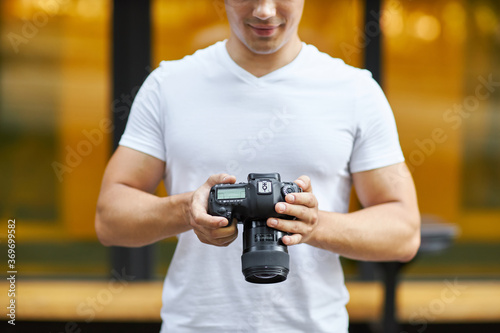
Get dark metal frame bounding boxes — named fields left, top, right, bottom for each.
left=111, top=0, right=154, bottom=281
left=364, top=0, right=383, bottom=86
left=362, top=2, right=405, bottom=332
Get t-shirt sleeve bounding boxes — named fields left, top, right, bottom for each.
left=118, top=67, right=166, bottom=162
left=349, top=71, right=405, bottom=173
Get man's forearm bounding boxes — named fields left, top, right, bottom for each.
left=95, top=183, right=193, bottom=247
left=308, top=202, right=420, bottom=262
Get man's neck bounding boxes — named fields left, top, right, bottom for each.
left=226, top=36, right=303, bottom=78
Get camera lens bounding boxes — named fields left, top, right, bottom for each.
left=254, top=273, right=278, bottom=279
left=241, top=220, right=289, bottom=284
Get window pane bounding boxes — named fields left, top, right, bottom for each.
left=1, top=2, right=61, bottom=221
left=0, top=0, right=111, bottom=277
left=462, top=0, right=500, bottom=209
left=383, top=0, right=500, bottom=240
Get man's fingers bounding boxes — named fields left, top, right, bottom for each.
left=268, top=218, right=310, bottom=235
left=267, top=218, right=304, bottom=246
left=274, top=194, right=317, bottom=223
left=276, top=201, right=308, bottom=221
left=285, top=192, right=317, bottom=208
left=295, top=175, right=312, bottom=193
left=194, top=222, right=238, bottom=247
left=191, top=173, right=236, bottom=225
left=189, top=173, right=239, bottom=247
left=198, top=228, right=238, bottom=247
left=282, top=234, right=302, bottom=246
left=207, top=173, right=236, bottom=187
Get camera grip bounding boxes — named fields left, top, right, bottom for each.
left=207, top=191, right=234, bottom=226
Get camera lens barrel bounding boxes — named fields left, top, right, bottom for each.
left=241, top=220, right=289, bottom=284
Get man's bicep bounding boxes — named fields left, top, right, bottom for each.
left=352, top=162, right=418, bottom=209
left=101, top=145, right=165, bottom=194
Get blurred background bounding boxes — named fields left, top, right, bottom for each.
left=0, top=0, right=499, bottom=332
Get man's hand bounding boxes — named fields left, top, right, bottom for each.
left=189, top=174, right=238, bottom=247
left=267, top=175, right=319, bottom=246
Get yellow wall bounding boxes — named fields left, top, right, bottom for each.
left=1, top=0, right=110, bottom=240
left=383, top=0, right=500, bottom=240
left=59, top=9, right=110, bottom=239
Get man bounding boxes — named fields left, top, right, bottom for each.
left=95, top=0, right=420, bottom=332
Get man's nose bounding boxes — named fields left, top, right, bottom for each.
left=253, top=0, right=277, bottom=20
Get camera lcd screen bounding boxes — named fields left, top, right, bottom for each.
left=217, top=187, right=246, bottom=200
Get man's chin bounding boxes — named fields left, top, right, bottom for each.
left=245, top=40, right=285, bottom=55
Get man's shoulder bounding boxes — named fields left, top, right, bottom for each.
left=301, top=43, right=374, bottom=82
left=156, top=41, right=223, bottom=76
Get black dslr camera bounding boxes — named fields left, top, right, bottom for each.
left=208, top=173, right=301, bottom=284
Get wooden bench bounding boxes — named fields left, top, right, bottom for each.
left=2, top=280, right=499, bottom=323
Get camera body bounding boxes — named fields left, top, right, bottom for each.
left=208, top=173, right=301, bottom=224
left=208, top=173, right=301, bottom=284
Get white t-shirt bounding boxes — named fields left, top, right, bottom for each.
left=120, top=40, right=404, bottom=333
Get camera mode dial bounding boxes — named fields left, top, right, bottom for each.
left=281, top=184, right=301, bottom=198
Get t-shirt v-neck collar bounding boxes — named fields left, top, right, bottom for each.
left=217, top=39, right=307, bottom=86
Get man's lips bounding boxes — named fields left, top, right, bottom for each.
left=248, top=24, right=282, bottom=37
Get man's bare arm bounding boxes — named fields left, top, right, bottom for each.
left=95, top=146, right=239, bottom=247
left=311, top=162, right=420, bottom=262
left=95, top=146, right=192, bottom=247
left=268, top=163, right=421, bottom=262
